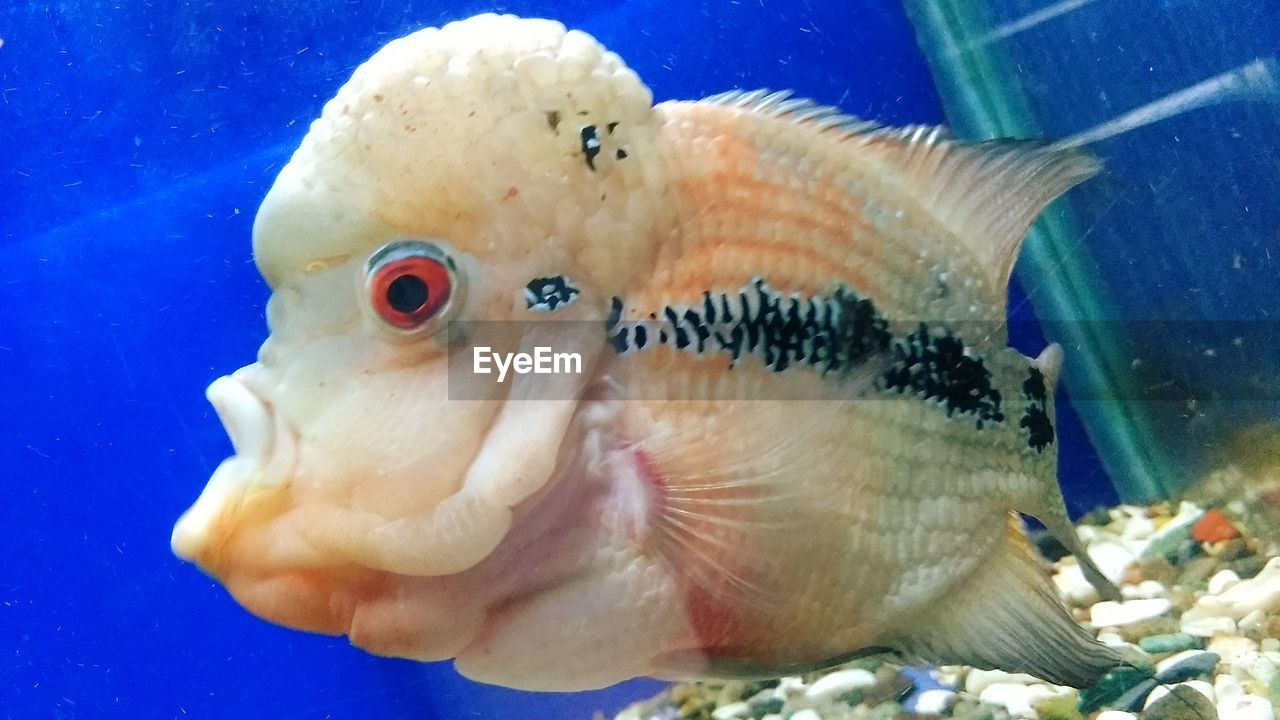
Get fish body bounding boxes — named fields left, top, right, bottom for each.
left=172, top=15, right=1125, bottom=691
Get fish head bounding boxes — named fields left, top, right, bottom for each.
left=170, top=14, right=663, bottom=659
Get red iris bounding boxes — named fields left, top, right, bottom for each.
left=369, top=256, right=452, bottom=329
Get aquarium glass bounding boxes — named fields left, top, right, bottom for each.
left=2, top=0, right=1276, bottom=718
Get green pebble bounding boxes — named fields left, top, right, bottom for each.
left=748, top=695, right=783, bottom=715
left=1140, top=514, right=1200, bottom=563
left=1080, top=507, right=1111, bottom=526
left=1077, top=665, right=1155, bottom=713
left=1034, top=694, right=1084, bottom=720
left=1139, top=633, right=1202, bottom=654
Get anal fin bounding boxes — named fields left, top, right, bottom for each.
left=886, top=514, right=1123, bottom=688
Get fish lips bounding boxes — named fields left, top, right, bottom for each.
left=171, top=373, right=299, bottom=563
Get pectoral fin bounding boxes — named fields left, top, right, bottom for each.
left=885, top=514, right=1123, bottom=687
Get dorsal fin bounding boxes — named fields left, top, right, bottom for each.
left=703, top=89, right=1101, bottom=310
left=702, top=88, right=886, bottom=135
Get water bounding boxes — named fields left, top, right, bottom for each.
left=1, top=1, right=1274, bottom=718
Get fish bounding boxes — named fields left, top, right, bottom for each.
left=171, top=13, right=1132, bottom=692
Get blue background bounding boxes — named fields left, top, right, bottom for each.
left=0, top=1, right=1115, bottom=718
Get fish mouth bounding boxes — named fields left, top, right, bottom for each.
left=171, top=373, right=299, bottom=563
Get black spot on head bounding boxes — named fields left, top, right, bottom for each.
left=580, top=125, right=601, bottom=171
left=524, top=275, right=580, bottom=311
left=606, top=121, right=619, bottom=134
left=615, top=148, right=628, bottom=160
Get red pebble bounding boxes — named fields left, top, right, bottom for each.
left=1192, top=507, right=1241, bottom=543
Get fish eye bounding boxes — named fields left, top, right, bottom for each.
left=364, top=241, right=458, bottom=332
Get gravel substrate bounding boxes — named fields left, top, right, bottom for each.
left=612, top=499, right=1280, bottom=720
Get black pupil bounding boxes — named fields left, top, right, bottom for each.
left=386, top=273, right=429, bottom=314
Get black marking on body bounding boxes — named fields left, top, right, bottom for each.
left=606, top=296, right=623, bottom=330
left=616, top=148, right=629, bottom=160
left=1020, top=367, right=1055, bottom=452
left=1023, top=366, right=1048, bottom=404
left=879, top=324, right=1004, bottom=428
left=604, top=278, right=891, bottom=375
left=546, top=111, right=561, bottom=134
left=603, top=279, right=1015, bottom=430
left=580, top=125, right=602, bottom=171
left=524, top=276, right=581, bottom=312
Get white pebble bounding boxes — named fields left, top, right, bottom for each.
left=802, top=668, right=875, bottom=703
left=1208, top=635, right=1259, bottom=669
left=934, top=666, right=965, bottom=688
left=1096, top=712, right=1138, bottom=720
left=1217, top=695, right=1275, bottom=720
left=1261, top=638, right=1279, bottom=653
left=711, top=702, right=750, bottom=720
left=788, top=710, right=822, bottom=720
left=1208, top=568, right=1242, bottom=595
left=1088, top=540, right=1139, bottom=583
left=1096, top=631, right=1128, bottom=646
left=1121, top=579, right=1169, bottom=600
left=1119, top=511, right=1156, bottom=541
left=775, top=676, right=805, bottom=698
left=964, top=668, right=1039, bottom=695
left=1054, top=562, right=1100, bottom=607
left=912, top=688, right=958, bottom=715
left=1028, top=682, right=1076, bottom=707
left=1183, top=556, right=1280, bottom=621
left=1181, top=614, right=1237, bottom=637
left=1077, top=524, right=1105, bottom=544
left=1244, top=652, right=1277, bottom=686
left=1156, top=649, right=1215, bottom=676
left=1240, top=608, right=1266, bottom=633
left=979, top=683, right=1037, bottom=717
left=1090, top=598, right=1172, bottom=627
left=1145, top=680, right=1215, bottom=708
left=1214, top=673, right=1245, bottom=703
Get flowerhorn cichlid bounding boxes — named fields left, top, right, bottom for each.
left=172, top=14, right=1129, bottom=691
